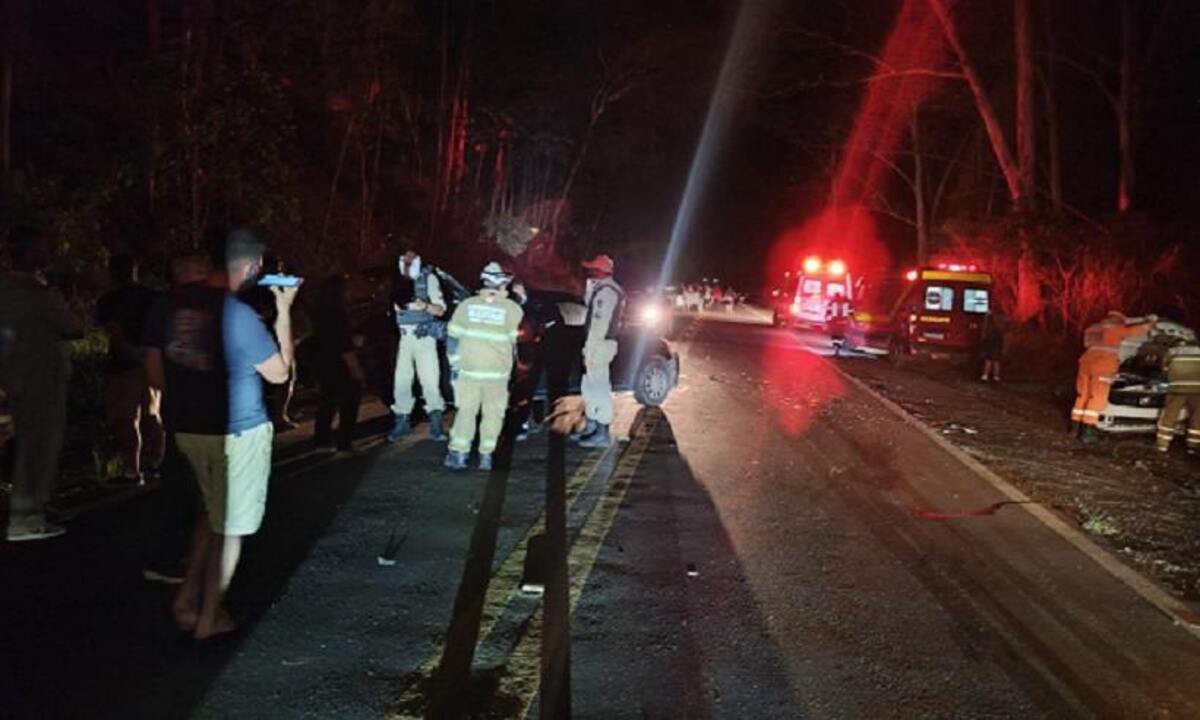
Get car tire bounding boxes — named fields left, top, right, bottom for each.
left=634, top=357, right=673, bottom=407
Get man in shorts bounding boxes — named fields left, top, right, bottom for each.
left=146, top=229, right=296, bottom=639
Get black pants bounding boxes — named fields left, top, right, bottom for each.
left=141, top=436, right=199, bottom=569
left=314, top=368, right=361, bottom=450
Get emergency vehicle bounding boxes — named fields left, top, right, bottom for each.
left=771, top=256, right=854, bottom=329
left=849, top=263, right=993, bottom=361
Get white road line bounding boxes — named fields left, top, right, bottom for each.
left=828, top=361, right=1200, bottom=638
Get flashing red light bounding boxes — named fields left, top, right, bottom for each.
left=905, top=269, right=919, bottom=281
left=935, top=262, right=980, bottom=273
left=828, top=260, right=847, bottom=277
left=802, top=256, right=822, bottom=274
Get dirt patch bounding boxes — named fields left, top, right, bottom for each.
left=839, top=356, right=1200, bottom=602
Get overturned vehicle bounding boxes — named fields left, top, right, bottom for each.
left=1098, top=319, right=1198, bottom=434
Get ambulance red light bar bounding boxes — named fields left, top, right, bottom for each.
left=934, top=262, right=980, bottom=273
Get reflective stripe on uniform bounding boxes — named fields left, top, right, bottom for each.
left=1070, top=409, right=1084, bottom=418
left=458, top=369, right=509, bottom=381
left=1081, top=410, right=1100, bottom=417
left=1097, top=376, right=1115, bottom=384
left=448, top=325, right=513, bottom=343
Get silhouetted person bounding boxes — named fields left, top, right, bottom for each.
left=311, top=274, right=364, bottom=454
left=97, top=253, right=164, bottom=483
left=0, top=226, right=83, bottom=542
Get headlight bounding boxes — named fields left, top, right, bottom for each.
left=639, top=305, right=662, bottom=325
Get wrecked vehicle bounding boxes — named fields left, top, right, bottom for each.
left=1098, top=319, right=1198, bottom=433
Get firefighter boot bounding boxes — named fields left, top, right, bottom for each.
left=478, top=453, right=493, bottom=471
left=577, top=424, right=611, bottom=448
left=387, top=415, right=410, bottom=443
left=428, top=411, right=447, bottom=442
left=444, top=451, right=469, bottom=470
left=1080, top=425, right=1101, bottom=445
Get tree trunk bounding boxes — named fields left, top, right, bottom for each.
left=322, top=116, right=356, bottom=249
left=911, top=107, right=928, bottom=265
left=146, top=0, right=161, bottom=217
left=1040, top=7, right=1064, bottom=215
left=1014, top=0, right=1036, bottom=212
left=1117, top=0, right=1135, bottom=213
left=1, top=0, right=16, bottom=209
left=928, top=0, right=1022, bottom=205
left=1, top=10, right=12, bottom=210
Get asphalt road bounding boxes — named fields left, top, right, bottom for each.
left=4, top=311, right=1200, bottom=719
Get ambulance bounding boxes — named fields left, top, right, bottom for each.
left=850, top=263, right=993, bottom=360
left=771, top=256, right=854, bottom=329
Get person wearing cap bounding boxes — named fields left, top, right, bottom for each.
left=1071, top=310, right=1156, bottom=443
left=443, top=262, right=524, bottom=470
left=388, top=250, right=447, bottom=442
left=577, top=254, right=625, bottom=448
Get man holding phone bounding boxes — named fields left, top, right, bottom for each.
left=149, top=228, right=297, bottom=639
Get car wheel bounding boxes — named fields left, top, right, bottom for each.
left=634, top=357, right=673, bottom=407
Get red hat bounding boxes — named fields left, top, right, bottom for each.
left=581, top=254, right=614, bottom=275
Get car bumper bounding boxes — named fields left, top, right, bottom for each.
left=1096, top=404, right=1161, bottom=434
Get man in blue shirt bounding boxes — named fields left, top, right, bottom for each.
left=149, top=229, right=296, bottom=640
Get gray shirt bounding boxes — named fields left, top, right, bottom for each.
left=0, top=271, right=83, bottom=382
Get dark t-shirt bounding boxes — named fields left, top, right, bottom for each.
left=97, top=283, right=159, bottom=371
left=143, top=284, right=229, bottom=435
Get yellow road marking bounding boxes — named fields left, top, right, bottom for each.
left=487, top=411, right=661, bottom=718
left=390, top=436, right=619, bottom=718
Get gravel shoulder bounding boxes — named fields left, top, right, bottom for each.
left=838, top=354, right=1200, bottom=601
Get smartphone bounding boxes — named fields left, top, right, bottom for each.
left=258, top=273, right=304, bottom=288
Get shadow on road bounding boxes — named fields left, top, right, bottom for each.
left=0, top=415, right=391, bottom=720
left=568, top=409, right=803, bottom=719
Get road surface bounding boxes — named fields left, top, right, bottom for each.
left=4, top=311, right=1200, bottom=718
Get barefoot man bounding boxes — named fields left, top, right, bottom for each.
left=146, top=229, right=296, bottom=639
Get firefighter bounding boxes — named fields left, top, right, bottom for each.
left=443, top=262, right=523, bottom=471
left=825, top=292, right=852, bottom=355
left=1156, top=340, right=1200, bottom=457
left=388, top=250, right=447, bottom=442
left=576, top=254, right=624, bottom=448
left=1071, top=310, right=1156, bottom=443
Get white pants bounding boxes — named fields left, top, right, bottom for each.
left=582, top=339, right=618, bottom=425
left=392, top=332, right=444, bottom=415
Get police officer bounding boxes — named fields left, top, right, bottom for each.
left=576, top=254, right=624, bottom=448
left=1156, top=340, right=1200, bottom=456
left=388, top=250, right=447, bottom=442
left=443, top=262, right=523, bottom=471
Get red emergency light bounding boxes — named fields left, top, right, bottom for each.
left=827, top=260, right=847, bottom=277
left=802, top=256, right=822, bottom=274
left=934, top=262, right=979, bottom=273
left=905, top=269, right=919, bottom=281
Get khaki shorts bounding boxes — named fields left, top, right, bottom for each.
left=176, top=422, right=274, bottom=536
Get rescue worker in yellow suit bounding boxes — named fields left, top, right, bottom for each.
left=576, top=254, right=624, bottom=449
left=1156, top=340, right=1200, bottom=457
left=443, top=262, right=523, bottom=471
left=1072, top=310, right=1156, bottom=444
left=388, top=250, right=447, bottom=442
